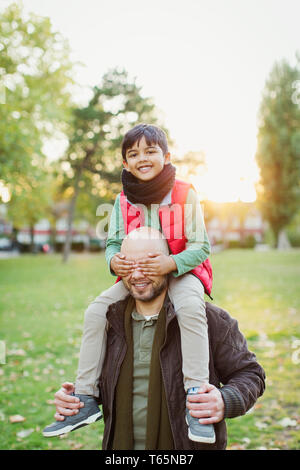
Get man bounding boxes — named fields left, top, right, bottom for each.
left=50, top=227, right=265, bottom=450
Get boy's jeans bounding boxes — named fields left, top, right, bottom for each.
left=75, top=273, right=209, bottom=396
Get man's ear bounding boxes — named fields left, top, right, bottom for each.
left=164, top=152, right=171, bottom=165
left=123, top=159, right=129, bottom=171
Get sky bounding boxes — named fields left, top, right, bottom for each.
left=2, top=0, right=300, bottom=201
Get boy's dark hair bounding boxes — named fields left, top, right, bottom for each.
left=121, top=124, right=168, bottom=161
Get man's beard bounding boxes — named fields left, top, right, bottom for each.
left=127, top=277, right=168, bottom=302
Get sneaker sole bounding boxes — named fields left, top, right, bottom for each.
left=42, top=411, right=102, bottom=437
left=185, top=416, right=216, bottom=444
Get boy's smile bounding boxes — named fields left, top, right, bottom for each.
left=123, top=135, right=170, bottom=182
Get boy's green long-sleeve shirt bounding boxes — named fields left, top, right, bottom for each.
left=105, top=188, right=211, bottom=278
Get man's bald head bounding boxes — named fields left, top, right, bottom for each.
left=121, top=227, right=169, bottom=258
left=120, top=227, right=169, bottom=302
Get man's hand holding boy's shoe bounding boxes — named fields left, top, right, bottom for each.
left=53, top=382, right=84, bottom=421
left=42, top=382, right=102, bottom=437
left=186, top=383, right=225, bottom=424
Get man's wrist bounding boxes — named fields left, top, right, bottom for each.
left=219, top=385, right=245, bottom=419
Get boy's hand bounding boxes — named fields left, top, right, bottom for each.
left=110, top=253, right=135, bottom=277
left=137, top=253, right=177, bottom=276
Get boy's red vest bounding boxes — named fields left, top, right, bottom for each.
left=116, top=179, right=213, bottom=296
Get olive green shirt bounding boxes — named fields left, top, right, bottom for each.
left=131, top=308, right=159, bottom=450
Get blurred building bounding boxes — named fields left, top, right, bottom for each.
left=0, top=201, right=267, bottom=252
left=0, top=203, right=103, bottom=252
left=204, top=201, right=267, bottom=247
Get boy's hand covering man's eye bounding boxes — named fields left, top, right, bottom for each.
left=137, top=253, right=177, bottom=276
left=111, top=253, right=136, bottom=277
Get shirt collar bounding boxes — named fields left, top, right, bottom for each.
left=131, top=309, right=159, bottom=322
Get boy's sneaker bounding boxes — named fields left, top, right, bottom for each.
left=186, top=387, right=216, bottom=444
left=42, top=394, right=102, bottom=437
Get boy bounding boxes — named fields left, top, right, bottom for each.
left=43, top=124, right=215, bottom=444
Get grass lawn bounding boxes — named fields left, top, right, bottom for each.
left=0, top=249, right=300, bottom=450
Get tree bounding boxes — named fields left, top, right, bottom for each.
left=61, top=68, right=168, bottom=262
left=172, top=150, right=206, bottom=180
left=255, top=55, right=300, bottom=247
left=7, top=163, right=53, bottom=251
left=0, top=1, right=74, bottom=191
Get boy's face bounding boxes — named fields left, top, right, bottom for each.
left=123, top=135, right=170, bottom=182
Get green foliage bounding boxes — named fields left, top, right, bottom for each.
left=286, top=210, right=300, bottom=247
left=227, top=235, right=256, bottom=249
left=7, top=164, right=53, bottom=229
left=172, top=150, right=206, bottom=180
left=0, top=1, right=74, bottom=188
left=255, top=55, right=300, bottom=245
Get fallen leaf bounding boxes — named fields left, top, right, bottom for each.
left=291, top=338, right=300, bottom=349
left=278, top=417, right=297, bottom=427
left=22, top=332, right=31, bottom=338
left=255, top=421, right=268, bottom=429
left=9, top=372, right=18, bottom=381
left=228, top=443, right=246, bottom=450
left=7, top=349, right=26, bottom=357
left=289, top=308, right=297, bottom=316
left=9, top=415, right=26, bottom=423
left=242, top=437, right=251, bottom=445
left=71, top=443, right=83, bottom=450
left=46, top=399, right=55, bottom=405
left=254, top=403, right=263, bottom=409
left=291, top=349, right=300, bottom=365
left=16, top=428, right=34, bottom=438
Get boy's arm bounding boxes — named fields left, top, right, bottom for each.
left=105, top=194, right=125, bottom=275
left=170, top=188, right=211, bottom=277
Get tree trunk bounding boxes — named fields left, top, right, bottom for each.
left=49, top=221, right=57, bottom=251
left=277, top=228, right=291, bottom=250
left=29, top=224, right=35, bottom=253
left=62, top=167, right=82, bottom=263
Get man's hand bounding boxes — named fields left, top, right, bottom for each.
left=186, top=383, right=225, bottom=424
left=110, top=253, right=135, bottom=277
left=137, top=253, right=177, bottom=276
left=53, top=382, right=84, bottom=422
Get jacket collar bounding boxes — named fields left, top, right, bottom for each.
left=106, top=293, right=176, bottom=336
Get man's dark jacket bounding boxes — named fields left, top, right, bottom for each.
left=99, top=296, right=265, bottom=450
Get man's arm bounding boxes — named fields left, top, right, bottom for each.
left=214, top=316, right=266, bottom=418
left=187, top=315, right=265, bottom=423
